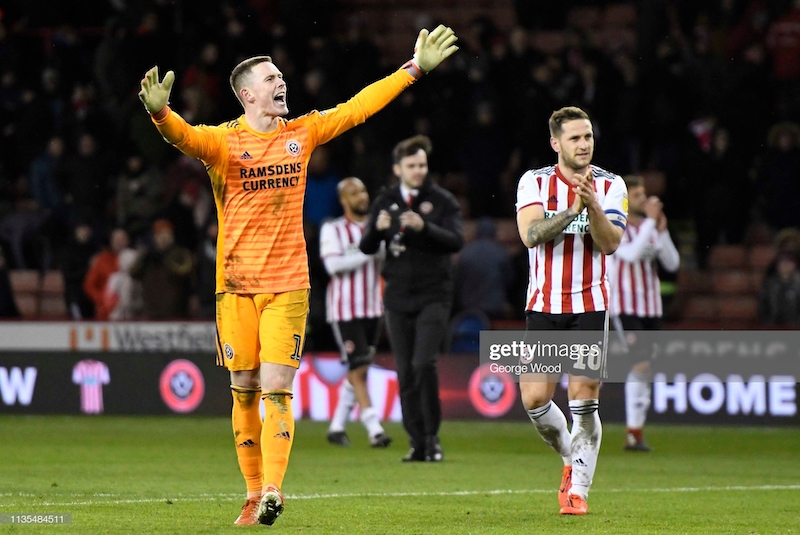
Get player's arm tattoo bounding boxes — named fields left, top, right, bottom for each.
left=526, top=208, right=578, bottom=247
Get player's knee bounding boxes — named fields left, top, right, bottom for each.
left=231, top=385, right=261, bottom=409
left=230, top=368, right=260, bottom=389
left=348, top=352, right=373, bottom=371
left=520, top=389, right=551, bottom=411
left=569, top=381, right=600, bottom=401
left=519, top=381, right=554, bottom=410
left=348, top=363, right=369, bottom=382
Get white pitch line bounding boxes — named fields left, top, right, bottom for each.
left=2, top=485, right=799, bottom=508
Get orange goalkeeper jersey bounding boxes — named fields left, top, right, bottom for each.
left=152, top=68, right=416, bottom=295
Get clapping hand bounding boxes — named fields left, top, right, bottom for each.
left=572, top=173, right=597, bottom=209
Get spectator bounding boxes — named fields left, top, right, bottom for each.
left=104, top=247, right=141, bottom=320
left=456, top=217, right=513, bottom=319
left=158, top=181, right=201, bottom=252
left=130, top=219, right=193, bottom=319
left=753, top=122, right=800, bottom=232
left=692, top=126, right=751, bottom=267
left=0, top=192, right=47, bottom=270
left=0, top=248, right=20, bottom=318
left=83, top=227, right=130, bottom=320
left=28, top=136, right=66, bottom=215
left=194, top=220, right=217, bottom=319
left=182, top=42, right=224, bottom=122
left=758, top=252, right=800, bottom=325
left=458, top=102, right=511, bottom=218
left=63, top=133, right=110, bottom=229
left=765, top=1, right=800, bottom=116
left=60, top=220, right=97, bottom=319
left=115, top=151, right=163, bottom=242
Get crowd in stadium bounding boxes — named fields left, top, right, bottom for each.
left=1, top=0, right=800, bottom=342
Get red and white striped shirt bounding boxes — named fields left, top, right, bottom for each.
left=608, top=218, right=680, bottom=317
left=320, top=217, right=384, bottom=322
left=72, top=359, right=110, bottom=414
left=516, top=165, right=628, bottom=314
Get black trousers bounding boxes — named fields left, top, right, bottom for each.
left=385, top=302, right=450, bottom=448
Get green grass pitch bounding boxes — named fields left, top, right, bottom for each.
left=1, top=416, right=799, bottom=534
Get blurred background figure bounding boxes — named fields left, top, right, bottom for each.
left=83, top=227, right=130, bottom=320
left=130, top=219, right=193, bottom=319
left=61, top=220, right=97, bottom=319
left=114, top=151, right=163, bottom=244
left=0, top=248, right=21, bottom=318
left=104, top=247, right=141, bottom=320
left=194, top=220, right=218, bottom=319
left=455, top=217, right=513, bottom=320
left=758, top=251, right=800, bottom=326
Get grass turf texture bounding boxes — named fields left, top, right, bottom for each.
left=1, top=417, right=799, bottom=534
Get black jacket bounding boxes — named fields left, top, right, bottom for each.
left=360, top=179, right=464, bottom=312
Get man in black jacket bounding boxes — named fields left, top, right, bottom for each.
left=360, top=135, right=464, bottom=462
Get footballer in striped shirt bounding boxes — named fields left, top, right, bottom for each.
left=320, top=177, right=391, bottom=449
left=515, top=106, right=627, bottom=516
left=607, top=174, right=679, bottom=452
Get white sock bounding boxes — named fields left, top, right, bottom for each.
left=360, top=406, right=384, bottom=438
left=625, top=371, right=651, bottom=430
left=329, top=380, right=356, bottom=433
left=568, top=399, right=602, bottom=500
left=526, top=401, right=572, bottom=466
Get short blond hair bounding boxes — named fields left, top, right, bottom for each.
left=229, top=56, right=273, bottom=105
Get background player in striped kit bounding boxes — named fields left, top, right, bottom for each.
left=137, top=25, right=458, bottom=526
left=608, top=175, right=679, bottom=452
left=515, top=106, right=627, bottom=515
left=321, top=177, right=391, bottom=448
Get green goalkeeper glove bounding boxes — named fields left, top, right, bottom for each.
left=413, top=24, right=459, bottom=73
left=138, top=66, right=175, bottom=114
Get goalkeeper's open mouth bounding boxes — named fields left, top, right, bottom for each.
left=274, top=92, right=286, bottom=104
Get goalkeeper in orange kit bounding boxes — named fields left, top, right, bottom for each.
left=138, top=26, right=458, bottom=526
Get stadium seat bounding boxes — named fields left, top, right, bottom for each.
left=748, top=244, right=776, bottom=271
left=676, top=269, right=709, bottom=294
left=9, top=270, right=41, bottom=318
left=707, top=245, right=747, bottom=269
left=40, top=270, right=65, bottom=295
left=39, top=295, right=69, bottom=318
left=717, top=296, right=758, bottom=321
left=9, top=269, right=41, bottom=294
left=711, top=270, right=752, bottom=294
left=682, top=296, right=718, bottom=320
left=13, top=293, right=38, bottom=318
left=446, top=308, right=491, bottom=353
